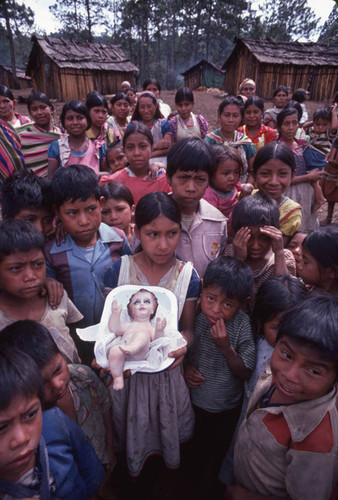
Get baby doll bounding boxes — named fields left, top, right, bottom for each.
left=108, top=289, right=167, bottom=390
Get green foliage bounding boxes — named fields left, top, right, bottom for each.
left=258, top=0, right=319, bottom=41
left=318, top=4, right=338, bottom=45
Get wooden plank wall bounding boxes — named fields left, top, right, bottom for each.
left=224, top=45, right=338, bottom=101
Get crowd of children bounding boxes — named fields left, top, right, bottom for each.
left=0, top=78, right=337, bottom=500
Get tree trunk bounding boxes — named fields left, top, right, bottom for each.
left=84, top=0, right=93, bottom=42
left=3, top=0, right=20, bottom=89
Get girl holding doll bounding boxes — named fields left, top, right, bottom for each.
left=103, top=191, right=200, bottom=480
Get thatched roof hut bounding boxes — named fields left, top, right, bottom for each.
left=0, top=64, right=32, bottom=89
left=182, top=60, right=225, bottom=89
left=222, top=38, right=338, bottom=101
left=26, top=36, right=139, bottom=101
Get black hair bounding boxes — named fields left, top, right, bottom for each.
left=175, top=88, right=194, bottom=104
left=285, top=101, right=302, bottom=122
left=123, top=121, right=154, bottom=147
left=302, top=225, right=338, bottom=269
left=1, top=170, right=53, bottom=218
left=244, top=96, right=264, bottom=112
left=252, top=275, right=308, bottom=336
left=253, top=141, right=296, bottom=175
left=0, top=84, right=15, bottom=101
left=131, top=92, right=162, bottom=121
left=277, top=295, right=338, bottom=369
left=276, top=107, right=299, bottom=129
left=232, top=192, right=280, bottom=232
left=126, top=87, right=136, bottom=94
left=107, top=137, right=123, bottom=151
left=0, top=219, right=45, bottom=262
left=86, top=90, right=108, bottom=110
left=0, top=346, right=44, bottom=410
left=127, top=288, right=158, bottom=320
left=0, top=320, right=59, bottom=370
left=166, top=137, right=215, bottom=179
left=135, top=192, right=181, bottom=230
left=60, top=100, right=91, bottom=129
left=218, top=96, right=244, bottom=118
left=313, top=107, right=331, bottom=123
left=100, top=181, right=134, bottom=207
left=51, top=165, right=100, bottom=208
left=27, top=91, right=53, bottom=112
left=203, top=256, right=254, bottom=303
left=212, top=144, right=243, bottom=175
left=110, top=92, right=130, bottom=107
left=292, top=89, right=307, bottom=104
left=143, top=78, right=161, bottom=92
left=272, top=86, right=288, bottom=98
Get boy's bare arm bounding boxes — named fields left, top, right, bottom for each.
left=210, top=320, right=252, bottom=379
left=108, top=300, right=125, bottom=336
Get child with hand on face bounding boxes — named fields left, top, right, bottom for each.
left=184, top=256, right=255, bottom=498
left=227, top=295, right=338, bottom=500
left=0, top=347, right=104, bottom=500
left=225, top=193, right=296, bottom=313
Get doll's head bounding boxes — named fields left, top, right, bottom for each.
left=127, top=289, right=159, bottom=321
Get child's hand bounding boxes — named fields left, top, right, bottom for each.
left=233, top=226, right=251, bottom=261
left=55, top=222, right=67, bottom=246
left=148, top=161, right=164, bottom=179
left=259, top=226, right=284, bottom=254
left=306, top=169, right=325, bottom=182
left=184, top=363, right=204, bottom=388
left=42, top=277, right=64, bottom=309
left=168, top=344, right=187, bottom=369
left=210, top=319, right=231, bottom=352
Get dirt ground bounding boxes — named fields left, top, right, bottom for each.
left=15, top=87, right=337, bottom=223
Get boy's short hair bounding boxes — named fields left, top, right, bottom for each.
left=0, top=219, right=45, bottom=263
left=232, top=192, right=280, bottom=232
left=0, top=346, right=44, bottom=410
left=302, top=225, right=338, bottom=268
left=166, top=137, right=215, bottom=180
left=313, top=107, right=331, bottom=123
left=51, top=165, right=100, bottom=208
left=277, top=295, right=338, bottom=370
left=203, top=256, right=254, bottom=303
left=1, top=170, right=53, bottom=218
left=0, top=320, right=59, bottom=369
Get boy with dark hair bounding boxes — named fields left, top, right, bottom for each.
left=45, top=165, right=131, bottom=363
left=0, top=346, right=105, bottom=499
left=166, top=137, right=227, bottom=277
left=227, top=294, right=338, bottom=500
left=0, top=219, right=81, bottom=364
left=1, top=170, right=54, bottom=238
left=184, top=256, right=255, bottom=497
left=0, top=320, right=115, bottom=467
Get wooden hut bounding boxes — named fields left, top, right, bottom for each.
left=0, top=64, right=32, bottom=89
left=26, top=36, right=139, bottom=101
left=182, top=60, right=225, bottom=89
left=222, top=38, right=338, bottom=101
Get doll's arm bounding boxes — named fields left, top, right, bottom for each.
left=154, top=317, right=167, bottom=340
left=108, top=300, right=125, bottom=336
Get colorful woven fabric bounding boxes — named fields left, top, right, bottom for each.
left=0, top=118, right=25, bottom=186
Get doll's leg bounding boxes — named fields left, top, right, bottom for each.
left=119, top=332, right=150, bottom=359
left=108, top=346, right=126, bottom=390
